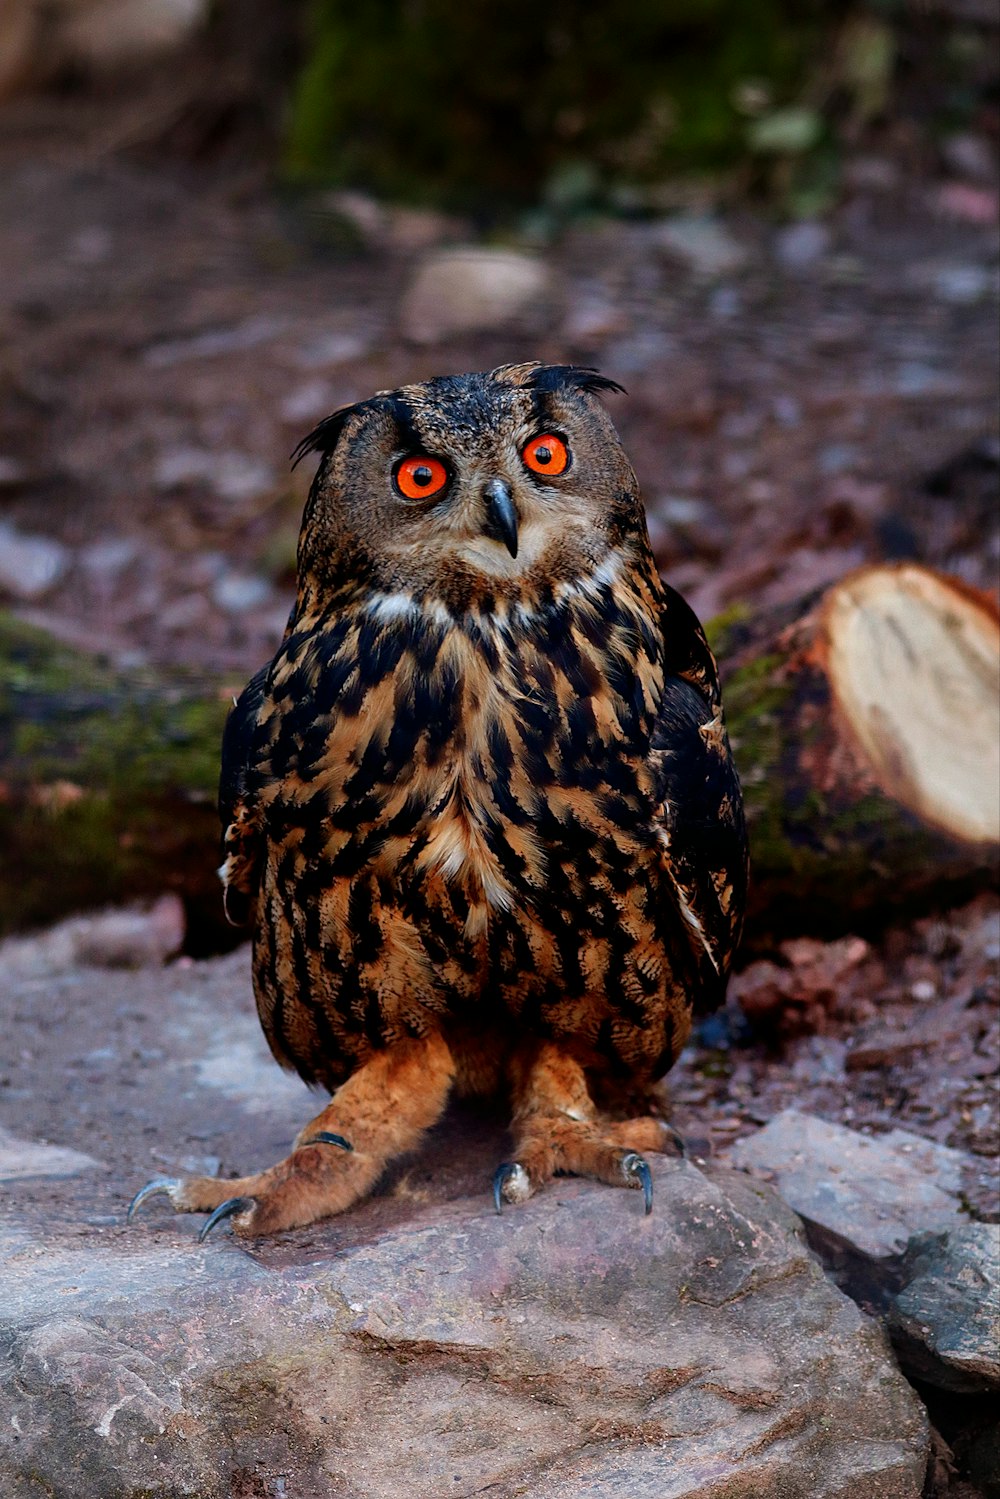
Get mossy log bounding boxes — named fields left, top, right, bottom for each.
left=0, top=614, right=233, bottom=955
left=2, top=562, right=997, bottom=953
left=712, top=563, right=1000, bottom=942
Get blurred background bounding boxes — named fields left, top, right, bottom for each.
left=0, top=0, right=997, bottom=951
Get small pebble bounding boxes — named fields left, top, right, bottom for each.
left=774, top=221, right=830, bottom=271
left=212, top=572, right=272, bottom=613
left=0, top=523, right=70, bottom=600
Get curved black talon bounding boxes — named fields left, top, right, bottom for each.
left=126, top=1176, right=180, bottom=1223
left=661, top=1121, right=687, bottom=1159
left=301, top=1131, right=353, bottom=1152
left=492, top=1162, right=520, bottom=1215
left=622, top=1152, right=654, bottom=1214
left=198, top=1196, right=255, bottom=1243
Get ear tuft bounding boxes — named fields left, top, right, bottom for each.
left=290, top=404, right=363, bottom=469
left=525, top=365, right=626, bottom=399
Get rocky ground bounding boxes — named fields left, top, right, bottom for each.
left=0, top=73, right=998, bottom=1499
left=1, top=922, right=993, bottom=1499
left=0, top=82, right=998, bottom=677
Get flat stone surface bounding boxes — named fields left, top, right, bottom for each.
left=0, top=952, right=929, bottom=1498
left=730, top=1110, right=969, bottom=1292
left=400, top=247, right=551, bottom=342
left=0, top=1126, right=102, bottom=1182
left=888, top=1224, right=1000, bottom=1393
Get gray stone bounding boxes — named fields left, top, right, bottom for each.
left=0, top=956, right=928, bottom=1499
left=317, top=191, right=463, bottom=252
left=774, top=221, right=831, bottom=270
left=933, top=263, right=997, bottom=305
left=211, top=570, right=272, bottom=613
left=142, top=314, right=285, bottom=368
left=319, top=187, right=386, bottom=240
left=817, top=442, right=859, bottom=476
left=0, top=522, right=70, bottom=600
left=650, top=215, right=749, bottom=280
left=0, top=895, right=185, bottom=978
left=940, top=132, right=998, bottom=185
left=291, top=329, right=370, bottom=369
left=400, top=247, right=551, bottom=342
left=730, top=1110, right=969, bottom=1298
left=888, top=1224, right=1000, bottom=1393
left=384, top=204, right=466, bottom=253
left=0, top=1165, right=927, bottom=1499
left=0, top=1127, right=102, bottom=1181
left=562, top=292, right=628, bottom=342
left=279, top=377, right=338, bottom=424
left=78, top=535, right=141, bottom=579
left=51, top=0, right=209, bottom=73
left=153, top=445, right=275, bottom=503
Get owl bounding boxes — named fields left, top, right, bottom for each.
left=130, top=362, right=747, bottom=1238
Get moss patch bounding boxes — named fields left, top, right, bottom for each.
left=285, top=0, right=837, bottom=210
left=0, top=614, right=229, bottom=946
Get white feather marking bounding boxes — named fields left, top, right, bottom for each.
left=675, top=885, right=720, bottom=973
left=365, top=591, right=418, bottom=623
left=656, top=822, right=720, bottom=973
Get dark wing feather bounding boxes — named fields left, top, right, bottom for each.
left=650, top=586, right=748, bottom=1012
left=218, top=662, right=271, bottom=927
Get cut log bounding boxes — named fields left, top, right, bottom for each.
left=1, top=562, right=997, bottom=952
left=712, top=562, right=999, bottom=940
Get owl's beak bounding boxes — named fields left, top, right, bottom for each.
left=482, top=478, right=519, bottom=558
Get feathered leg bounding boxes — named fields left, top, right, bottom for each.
left=495, top=1041, right=681, bottom=1213
left=129, top=1031, right=455, bottom=1237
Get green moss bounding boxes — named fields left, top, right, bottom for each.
left=285, top=0, right=839, bottom=210
left=0, top=615, right=224, bottom=799
left=704, top=602, right=753, bottom=662
left=717, top=636, right=980, bottom=938
left=0, top=613, right=228, bottom=942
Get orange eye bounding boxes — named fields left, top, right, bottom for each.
left=394, top=455, right=449, bottom=500
left=522, top=433, right=569, bottom=477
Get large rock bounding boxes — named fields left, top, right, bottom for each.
left=1, top=950, right=928, bottom=1498
left=1, top=1169, right=929, bottom=1499
left=730, top=1110, right=969, bottom=1301
left=888, top=1224, right=1000, bottom=1394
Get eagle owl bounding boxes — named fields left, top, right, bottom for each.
left=130, top=362, right=747, bottom=1238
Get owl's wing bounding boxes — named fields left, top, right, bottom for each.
left=650, top=584, right=748, bottom=1013
left=218, top=662, right=271, bottom=927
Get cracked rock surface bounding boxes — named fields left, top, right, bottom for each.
left=888, top=1225, right=1000, bottom=1395
left=1, top=950, right=929, bottom=1498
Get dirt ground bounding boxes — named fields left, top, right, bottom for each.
left=2, top=80, right=998, bottom=675
left=0, top=74, right=998, bottom=1495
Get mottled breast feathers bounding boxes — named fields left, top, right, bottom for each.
left=218, top=362, right=747, bottom=1091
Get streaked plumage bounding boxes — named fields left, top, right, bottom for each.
left=130, top=361, right=747, bottom=1237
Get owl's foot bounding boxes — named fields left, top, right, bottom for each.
left=127, top=1032, right=455, bottom=1238
left=127, top=1134, right=382, bottom=1238
left=495, top=1042, right=682, bottom=1213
